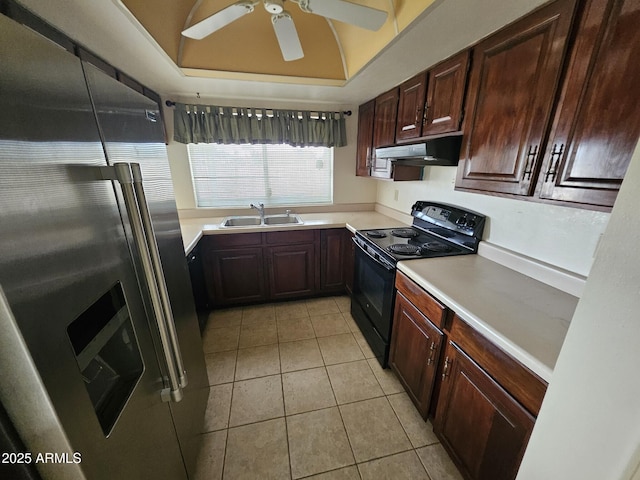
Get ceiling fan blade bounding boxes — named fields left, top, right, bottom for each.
left=182, top=1, right=257, bottom=39
left=271, top=12, right=304, bottom=61
left=298, top=0, right=387, bottom=31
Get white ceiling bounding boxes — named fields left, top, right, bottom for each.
left=17, top=0, right=546, bottom=108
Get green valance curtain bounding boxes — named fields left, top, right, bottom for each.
left=173, top=103, right=347, bottom=148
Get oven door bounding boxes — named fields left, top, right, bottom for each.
left=351, top=240, right=396, bottom=362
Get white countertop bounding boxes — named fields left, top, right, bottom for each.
left=180, top=209, right=578, bottom=382
left=179, top=211, right=408, bottom=255
left=398, top=256, right=579, bottom=382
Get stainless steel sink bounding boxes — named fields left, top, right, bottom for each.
left=220, top=214, right=303, bottom=227
left=264, top=214, right=303, bottom=225
left=221, top=216, right=262, bottom=227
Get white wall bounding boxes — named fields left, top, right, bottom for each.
left=163, top=99, right=378, bottom=211
left=376, top=169, right=610, bottom=276
left=516, top=143, right=640, bottom=479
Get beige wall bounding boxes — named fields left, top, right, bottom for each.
left=376, top=171, right=610, bottom=277
left=163, top=99, right=377, bottom=211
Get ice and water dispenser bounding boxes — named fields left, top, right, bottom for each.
left=67, top=283, right=143, bottom=436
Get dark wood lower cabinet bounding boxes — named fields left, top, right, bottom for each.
left=320, top=229, right=351, bottom=294
left=389, top=292, right=443, bottom=419
left=344, top=230, right=355, bottom=295
left=435, top=342, right=535, bottom=480
left=207, top=247, right=267, bottom=306
left=201, top=228, right=351, bottom=307
left=390, top=274, right=546, bottom=480
left=266, top=244, right=316, bottom=300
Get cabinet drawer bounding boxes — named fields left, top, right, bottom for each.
left=395, top=271, right=446, bottom=328
left=449, top=314, right=547, bottom=416
left=206, top=232, right=262, bottom=248
left=265, top=230, right=315, bottom=245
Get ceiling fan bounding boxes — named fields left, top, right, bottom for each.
left=182, top=0, right=388, bottom=61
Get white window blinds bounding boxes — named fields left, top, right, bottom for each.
left=188, top=143, right=333, bottom=208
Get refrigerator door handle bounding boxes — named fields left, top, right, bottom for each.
left=130, top=163, right=188, bottom=389
left=109, top=163, right=184, bottom=403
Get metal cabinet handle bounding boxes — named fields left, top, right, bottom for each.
left=426, top=341, right=437, bottom=366
left=545, top=143, right=565, bottom=182
left=109, top=163, right=183, bottom=403
left=130, top=164, right=188, bottom=390
left=522, top=145, right=538, bottom=180
left=441, top=355, right=450, bottom=380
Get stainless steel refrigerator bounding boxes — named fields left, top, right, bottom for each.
left=0, top=12, right=208, bottom=480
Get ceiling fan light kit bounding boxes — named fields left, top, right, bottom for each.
left=182, top=0, right=388, bottom=60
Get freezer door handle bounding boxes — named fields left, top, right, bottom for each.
left=130, top=163, right=188, bottom=390
left=110, top=163, right=184, bottom=403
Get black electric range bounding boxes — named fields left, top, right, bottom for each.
left=351, top=201, right=486, bottom=367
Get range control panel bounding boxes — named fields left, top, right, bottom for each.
left=411, top=201, right=486, bottom=238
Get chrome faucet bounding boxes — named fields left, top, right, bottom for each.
left=250, top=202, right=265, bottom=223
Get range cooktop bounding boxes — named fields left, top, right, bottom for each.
left=355, top=201, right=486, bottom=263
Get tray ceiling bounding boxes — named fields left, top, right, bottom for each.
left=119, top=0, right=436, bottom=85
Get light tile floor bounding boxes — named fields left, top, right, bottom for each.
left=195, top=296, right=463, bottom=480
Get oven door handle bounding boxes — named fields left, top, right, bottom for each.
left=352, top=237, right=395, bottom=272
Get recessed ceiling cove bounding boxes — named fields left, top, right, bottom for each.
left=117, top=0, right=436, bottom=85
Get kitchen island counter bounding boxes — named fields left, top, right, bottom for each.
left=179, top=210, right=408, bottom=255
left=398, top=255, right=579, bottom=382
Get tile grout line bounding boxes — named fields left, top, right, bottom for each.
left=218, top=305, right=245, bottom=479
left=279, top=353, right=293, bottom=480
left=334, top=400, right=362, bottom=479
left=204, top=296, right=446, bottom=479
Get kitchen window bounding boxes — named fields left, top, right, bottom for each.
left=188, top=143, right=333, bottom=208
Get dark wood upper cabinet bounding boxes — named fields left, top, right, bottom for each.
left=372, top=88, right=399, bottom=149
left=435, top=342, right=535, bottom=480
left=395, top=50, right=470, bottom=143
left=370, top=87, right=423, bottom=180
left=396, top=72, right=428, bottom=142
left=356, top=99, right=375, bottom=177
left=456, top=0, right=577, bottom=196
left=423, top=50, right=470, bottom=137
left=536, top=0, right=640, bottom=208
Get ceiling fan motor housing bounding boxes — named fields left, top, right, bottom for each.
left=264, top=0, right=284, bottom=14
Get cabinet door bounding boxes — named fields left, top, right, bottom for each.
left=423, top=50, right=470, bottom=136
left=455, top=0, right=577, bottom=196
left=320, top=229, right=347, bottom=293
left=396, top=72, right=428, bottom=141
left=435, top=343, right=535, bottom=480
left=207, top=247, right=267, bottom=305
left=537, top=0, right=640, bottom=209
left=373, top=88, right=399, bottom=149
left=266, top=244, right=316, bottom=300
left=344, top=230, right=355, bottom=295
left=389, top=293, right=443, bottom=419
left=356, top=100, right=375, bottom=176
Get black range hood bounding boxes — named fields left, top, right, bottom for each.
left=374, top=136, right=462, bottom=166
